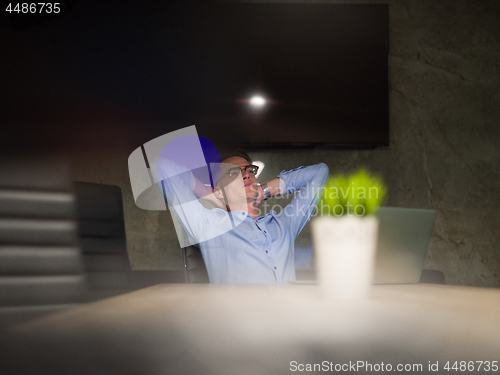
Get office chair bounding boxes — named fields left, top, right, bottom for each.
left=182, top=245, right=210, bottom=283
left=74, top=182, right=135, bottom=299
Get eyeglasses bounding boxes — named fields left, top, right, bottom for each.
left=225, top=165, right=259, bottom=178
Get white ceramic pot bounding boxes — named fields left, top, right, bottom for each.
left=312, top=215, right=379, bottom=299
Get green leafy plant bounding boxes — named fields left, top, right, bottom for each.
left=320, top=168, right=387, bottom=217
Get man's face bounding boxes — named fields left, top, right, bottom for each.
left=219, top=156, right=259, bottom=203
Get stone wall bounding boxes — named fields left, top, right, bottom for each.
left=71, top=0, right=500, bottom=286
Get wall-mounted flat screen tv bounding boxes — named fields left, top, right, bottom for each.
left=164, top=2, right=389, bottom=148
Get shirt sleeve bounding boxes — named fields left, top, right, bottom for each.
left=276, top=163, right=329, bottom=238
left=155, top=160, right=235, bottom=245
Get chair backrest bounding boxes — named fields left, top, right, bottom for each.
left=182, top=245, right=209, bottom=283
left=0, top=155, right=86, bottom=328
left=74, top=182, right=134, bottom=295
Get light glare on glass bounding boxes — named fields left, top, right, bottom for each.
left=253, top=161, right=265, bottom=178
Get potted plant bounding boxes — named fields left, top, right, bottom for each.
left=312, top=168, right=387, bottom=299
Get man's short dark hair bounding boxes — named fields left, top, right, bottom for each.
left=219, top=148, right=252, bottom=164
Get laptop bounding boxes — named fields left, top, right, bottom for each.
left=372, top=207, right=437, bottom=284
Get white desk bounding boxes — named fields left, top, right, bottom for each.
left=2, top=283, right=500, bottom=374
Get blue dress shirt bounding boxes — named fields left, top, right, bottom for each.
left=160, top=162, right=329, bottom=283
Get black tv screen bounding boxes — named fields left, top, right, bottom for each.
left=166, top=3, right=389, bottom=148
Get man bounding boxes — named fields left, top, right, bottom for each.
left=160, top=148, right=329, bottom=283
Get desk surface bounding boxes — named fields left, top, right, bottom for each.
left=2, top=283, right=500, bottom=374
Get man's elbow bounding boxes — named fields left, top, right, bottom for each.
left=317, top=163, right=330, bottom=178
